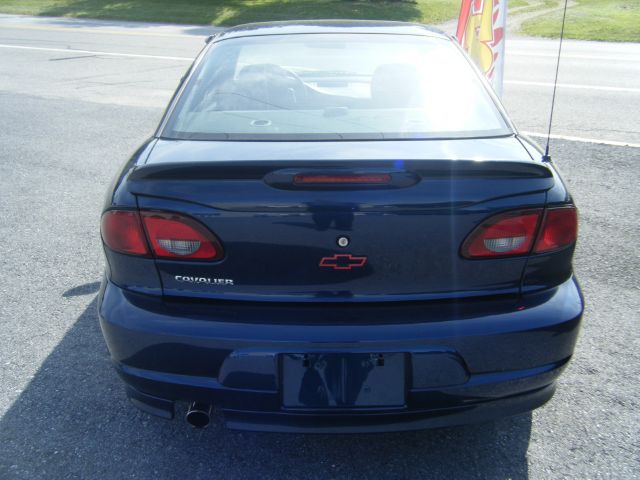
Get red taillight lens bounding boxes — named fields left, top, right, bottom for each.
left=461, top=209, right=542, bottom=258
left=101, top=210, right=149, bottom=256
left=461, top=206, right=578, bottom=259
left=141, top=211, right=223, bottom=260
left=534, top=206, right=578, bottom=253
left=101, top=209, right=224, bottom=261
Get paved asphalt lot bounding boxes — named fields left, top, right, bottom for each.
left=0, top=15, right=638, bottom=480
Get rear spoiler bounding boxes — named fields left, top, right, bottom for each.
left=127, top=160, right=553, bottom=182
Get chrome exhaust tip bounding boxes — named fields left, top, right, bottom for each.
left=185, top=402, right=212, bottom=428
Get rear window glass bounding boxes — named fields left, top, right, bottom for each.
left=161, top=33, right=511, bottom=141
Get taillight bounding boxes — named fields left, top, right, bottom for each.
left=533, top=206, right=578, bottom=253
left=461, top=209, right=542, bottom=258
left=101, top=209, right=223, bottom=261
left=101, top=210, right=150, bottom=256
left=140, top=211, right=224, bottom=260
left=461, top=206, right=577, bottom=259
left=294, top=174, right=391, bottom=185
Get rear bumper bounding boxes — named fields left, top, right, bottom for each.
left=98, top=277, right=583, bottom=433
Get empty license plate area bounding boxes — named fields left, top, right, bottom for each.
left=281, top=353, right=406, bottom=409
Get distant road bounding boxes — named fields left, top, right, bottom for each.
left=0, top=14, right=638, bottom=147
left=503, top=37, right=640, bottom=147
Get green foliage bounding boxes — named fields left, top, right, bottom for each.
left=2, top=0, right=636, bottom=42
left=0, top=0, right=460, bottom=26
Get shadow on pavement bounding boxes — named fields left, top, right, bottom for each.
left=0, top=297, right=531, bottom=479
left=62, top=281, right=102, bottom=298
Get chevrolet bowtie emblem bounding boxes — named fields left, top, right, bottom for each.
left=319, top=254, right=367, bottom=270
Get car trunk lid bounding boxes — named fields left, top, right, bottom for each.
left=129, top=137, right=552, bottom=302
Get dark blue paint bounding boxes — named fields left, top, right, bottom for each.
left=99, top=145, right=583, bottom=432
left=98, top=21, right=583, bottom=432
left=98, top=276, right=582, bottom=432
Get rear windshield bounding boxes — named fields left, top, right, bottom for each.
left=161, top=33, right=511, bottom=141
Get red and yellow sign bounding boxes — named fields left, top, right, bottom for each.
left=456, top=0, right=507, bottom=96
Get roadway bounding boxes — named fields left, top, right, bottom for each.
left=0, top=14, right=638, bottom=480
left=0, top=14, right=638, bottom=145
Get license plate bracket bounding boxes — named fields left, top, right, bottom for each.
left=281, top=353, right=405, bottom=408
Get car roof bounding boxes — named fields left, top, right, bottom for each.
left=214, top=20, right=449, bottom=42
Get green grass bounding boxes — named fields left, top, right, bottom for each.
left=2, top=0, right=636, bottom=42
left=0, top=0, right=461, bottom=26
left=520, top=0, right=640, bottom=42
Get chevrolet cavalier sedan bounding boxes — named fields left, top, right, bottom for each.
left=98, top=20, right=583, bottom=432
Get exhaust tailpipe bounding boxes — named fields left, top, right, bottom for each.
left=186, top=402, right=212, bottom=428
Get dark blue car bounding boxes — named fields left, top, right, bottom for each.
left=98, top=21, right=583, bottom=432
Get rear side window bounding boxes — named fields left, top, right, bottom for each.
left=161, top=33, right=510, bottom=141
